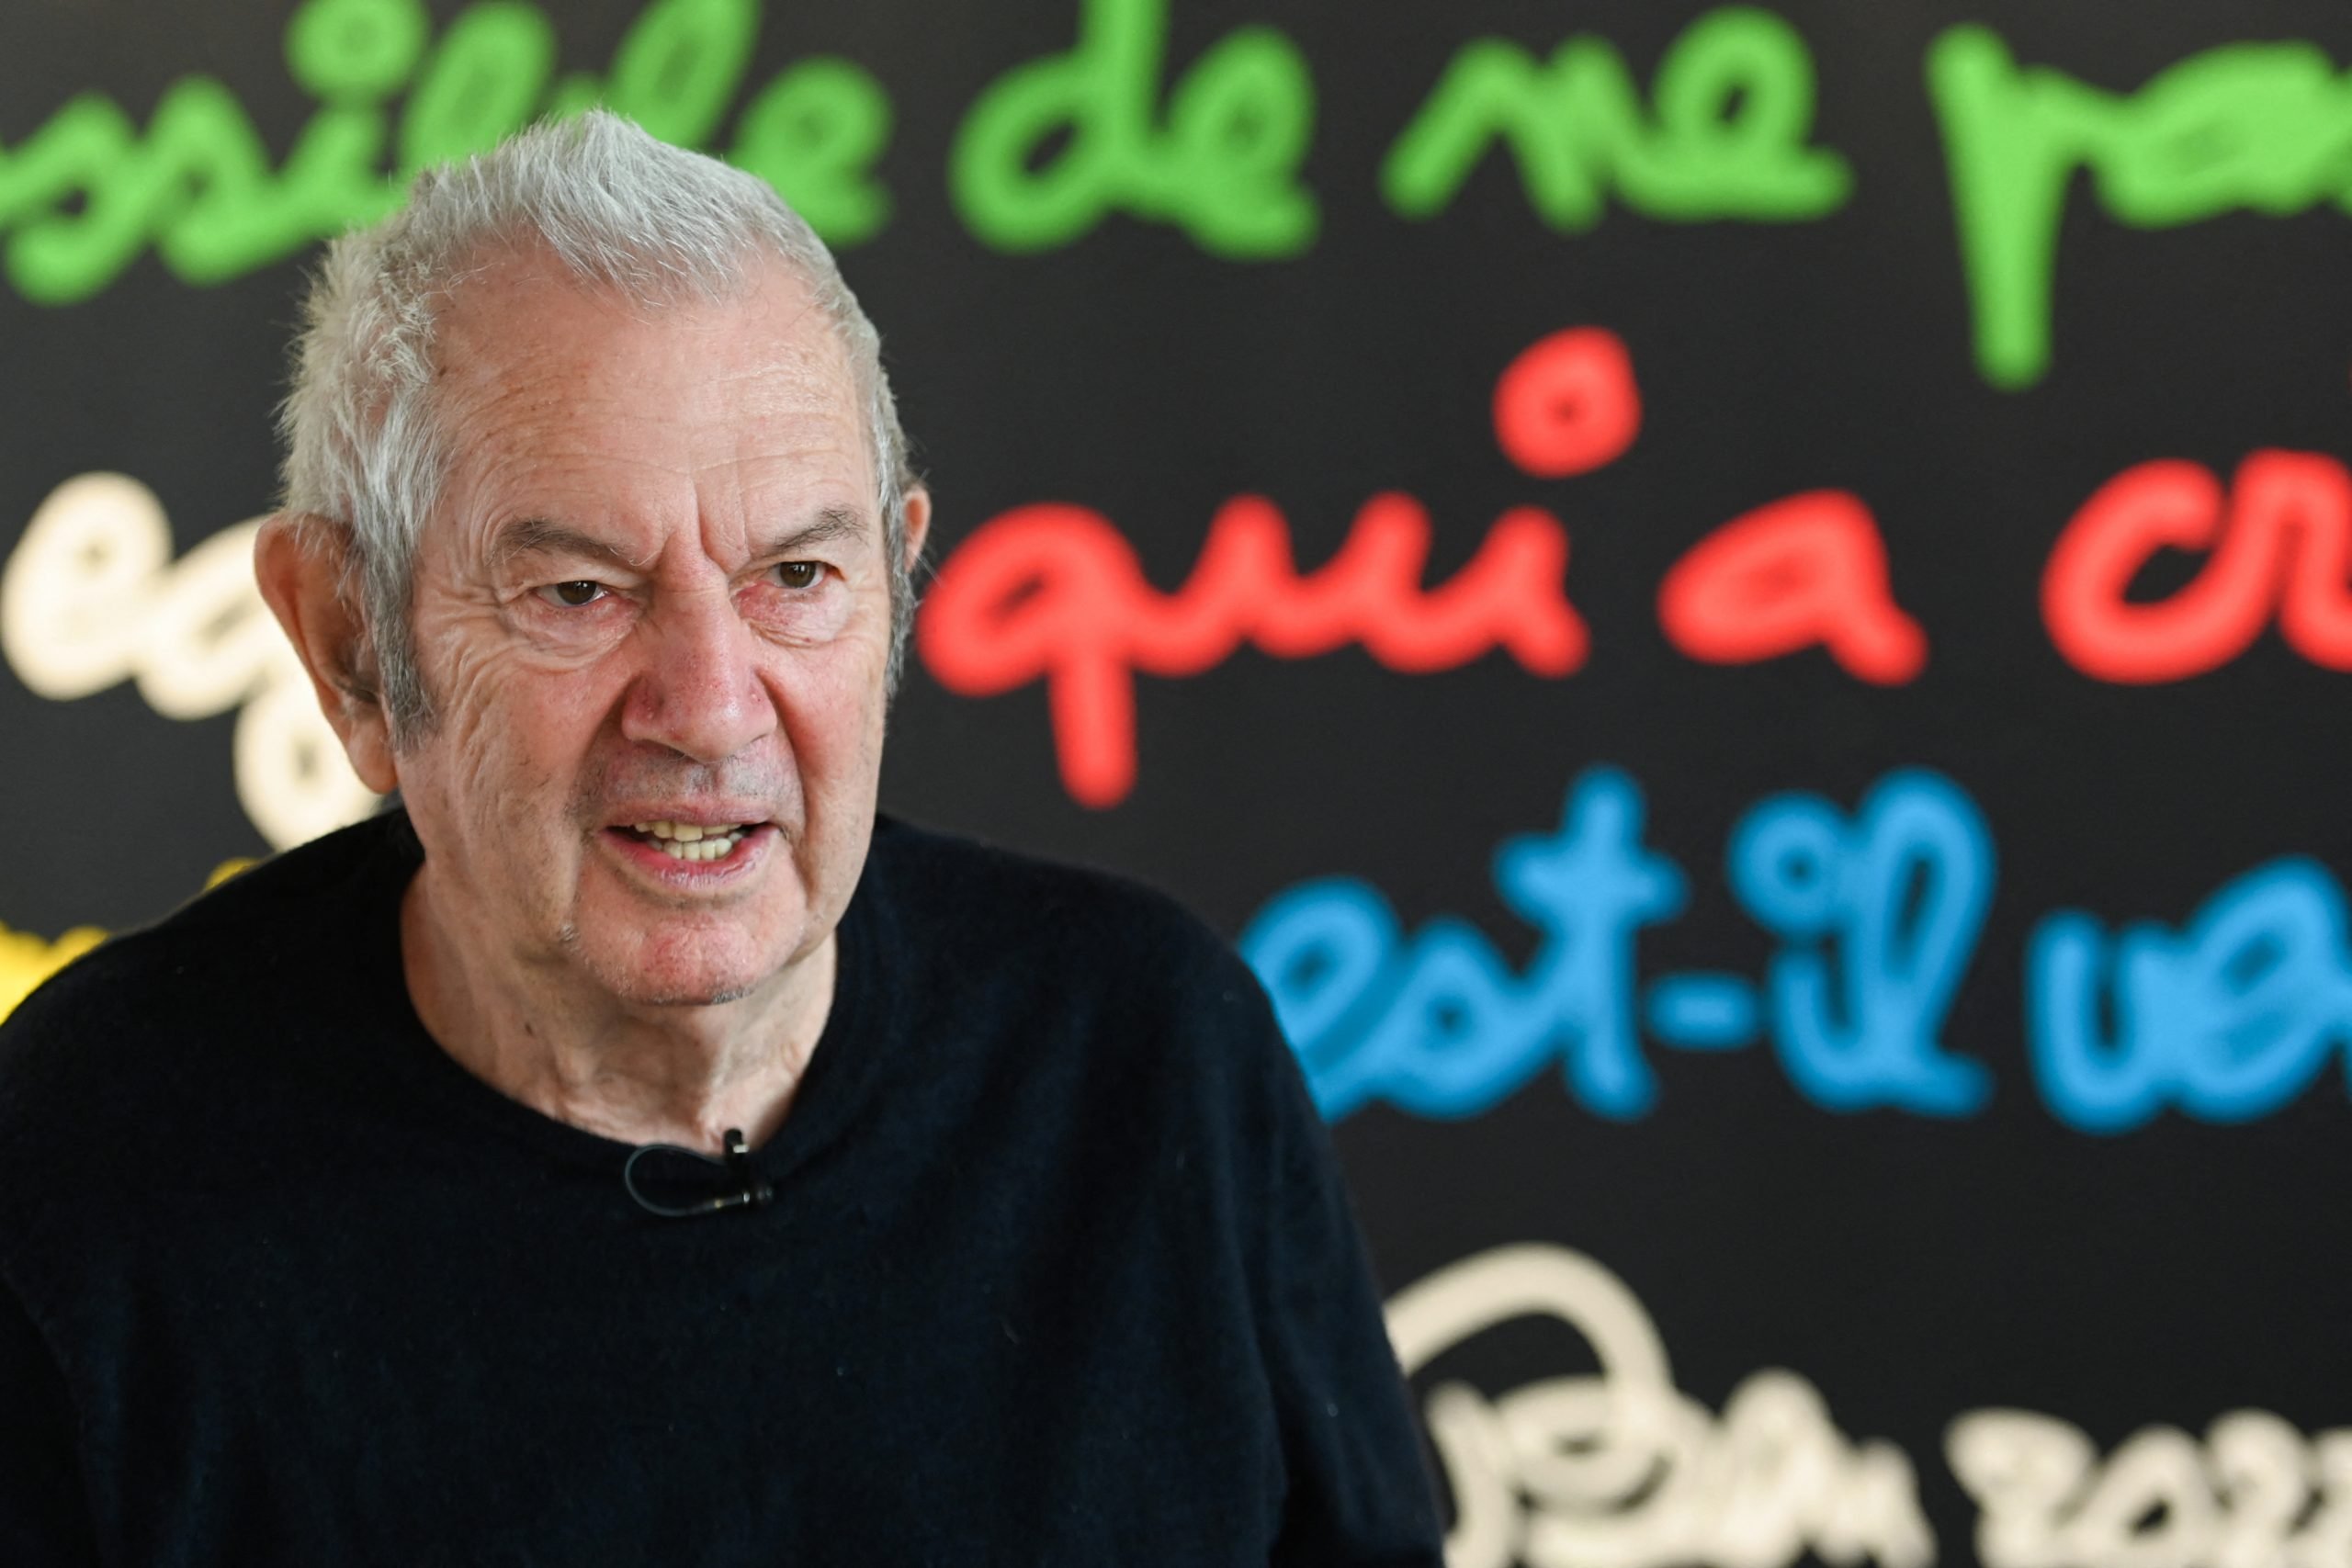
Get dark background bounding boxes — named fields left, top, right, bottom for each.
left=3, top=1, right=2346, bottom=1560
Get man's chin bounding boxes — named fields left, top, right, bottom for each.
left=565, top=877, right=811, bottom=1008
left=620, top=979, right=762, bottom=1008
left=564, top=926, right=790, bottom=1010
left=584, top=962, right=774, bottom=1010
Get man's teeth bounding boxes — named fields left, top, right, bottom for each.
left=628, top=820, right=751, bottom=862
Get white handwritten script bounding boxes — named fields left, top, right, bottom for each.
left=0, top=472, right=377, bottom=848
left=1385, top=1243, right=1935, bottom=1568
left=1385, top=1245, right=2352, bottom=1568
left=1950, top=1410, right=2352, bottom=1568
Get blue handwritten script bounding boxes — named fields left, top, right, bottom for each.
left=1242, top=766, right=1992, bottom=1121
left=1242, top=770, right=1684, bottom=1120
left=1730, top=772, right=1993, bottom=1116
left=1243, top=766, right=2352, bottom=1131
left=2028, top=860, right=2352, bottom=1133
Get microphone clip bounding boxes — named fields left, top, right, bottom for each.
left=622, top=1127, right=776, bottom=1219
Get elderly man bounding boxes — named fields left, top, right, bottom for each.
left=0, top=113, right=1443, bottom=1562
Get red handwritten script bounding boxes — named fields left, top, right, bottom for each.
left=918, top=494, right=1587, bottom=806
left=1659, top=491, right=1926, bottom=683
left=918, top=326, right=1928, bottom=807
left=2042, top=449, right=2352, bottom=682
left=1492, top=327, right=1642, bottom=479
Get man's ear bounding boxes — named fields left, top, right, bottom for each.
left=900, top=484, right=933, bottom=577
left=254, top=515, right=400, bottom=795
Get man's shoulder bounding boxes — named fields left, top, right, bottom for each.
left=868, top=812, right=1249, bottom=994
left=0, top=812, right=409, bottom=1133
left=864, top=814, right=1294, bottom=1118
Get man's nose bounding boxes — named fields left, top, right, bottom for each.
left=621, top=585, right=776, bottom=764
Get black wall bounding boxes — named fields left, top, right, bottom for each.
left=3, top=3, right=2347, bottom=1561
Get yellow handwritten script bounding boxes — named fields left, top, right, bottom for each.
left=0, top=472, right=380, bottom=851
left=0, top=861, right=254, bottom=1024
left=0, top=921, right=106, bottom=1021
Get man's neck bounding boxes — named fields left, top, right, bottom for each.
left=397, top=871, right=836, bottom=1156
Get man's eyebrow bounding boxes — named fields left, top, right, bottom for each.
left=489, top=508, right=869, bottom=572
left=755, top=505, right=870, bottom=558
left=489, top=517, right=646, bottom=574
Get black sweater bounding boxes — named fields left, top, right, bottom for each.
left=0, top=811, right=1443, bottom=1565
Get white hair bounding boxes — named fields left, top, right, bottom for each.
left=277, top=108, right=920, bottom=741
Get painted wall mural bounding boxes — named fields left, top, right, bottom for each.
left=5, top=1, right=2350, bottom=1562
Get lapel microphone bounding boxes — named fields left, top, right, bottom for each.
left=622, top=1128, right=775, bottom=1218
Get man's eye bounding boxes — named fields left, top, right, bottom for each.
left=775, top=561, right=822, bottom=590
left=540, top=581, right=605, bottom=608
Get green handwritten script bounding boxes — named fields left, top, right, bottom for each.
left=1380, top=6, right=1850, bottom=232
left=1929, top=26, right=2352, bottom=389
left=0, top=0, right=893, bottom=304
left=948, top=0, right=1317, bottom=257
left=8, top=0, right=2349, bottom=401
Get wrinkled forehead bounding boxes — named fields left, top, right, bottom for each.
left=422, top=248, right=876, bottom=551
left=429, top=246, right=862, bottom=433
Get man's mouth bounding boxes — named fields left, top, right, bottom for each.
left=619, top=819, right=757, bottom=863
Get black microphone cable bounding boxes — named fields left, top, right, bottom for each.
left=622, top=1127, right=775, bottom=1218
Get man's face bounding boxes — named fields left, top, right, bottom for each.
left=391, top=251, right=913, bottom=1008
